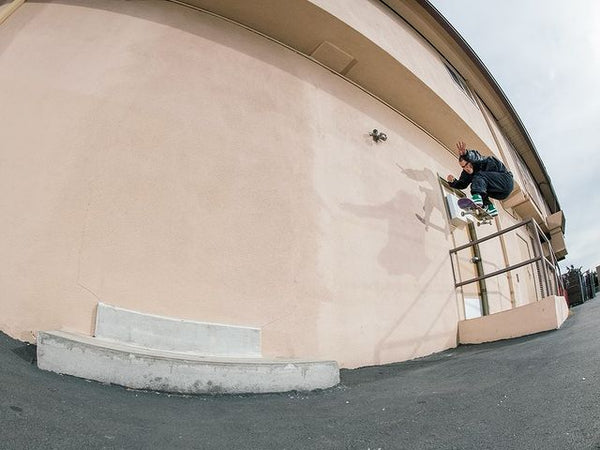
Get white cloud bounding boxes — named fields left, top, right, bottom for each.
left=430, top=0, right=600, bottom=270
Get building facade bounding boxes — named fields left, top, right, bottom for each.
left=0, top=0, right=567, bottom=369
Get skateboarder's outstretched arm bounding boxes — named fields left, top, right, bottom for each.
left=446, top=171, right=471, bottom=189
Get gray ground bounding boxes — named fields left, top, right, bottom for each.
left=2, top=297, right=600, bottom=450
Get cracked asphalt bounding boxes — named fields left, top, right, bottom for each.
left=2, top=296, right=600, bottom=449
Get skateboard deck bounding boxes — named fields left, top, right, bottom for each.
left=457, top=197, right=493, bottom=226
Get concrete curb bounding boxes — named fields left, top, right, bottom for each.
left=37, top=331, right=340, bottom=394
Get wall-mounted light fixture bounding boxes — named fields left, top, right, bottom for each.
left=369, top=129, right=387, bottom=143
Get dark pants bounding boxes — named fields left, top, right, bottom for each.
left=471, top=171, right=514, bottom=206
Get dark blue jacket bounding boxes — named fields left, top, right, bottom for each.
left=449, top=150, right=510, bottom=190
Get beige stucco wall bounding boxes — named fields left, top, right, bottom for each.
left=0, top=0, right=551, bottom=368
left=0, top=0, right=466, bottom=367
left=308, top=0, right=497, bottom=153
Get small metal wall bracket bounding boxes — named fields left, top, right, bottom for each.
left=369, top=129, right=387, bottom=143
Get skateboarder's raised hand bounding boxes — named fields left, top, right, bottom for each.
left=447, top=141, right=470, bottom=182
left=456, top=141, right=467, bottom=156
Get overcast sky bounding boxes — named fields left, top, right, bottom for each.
left=429, top=0, right=600, bottom=272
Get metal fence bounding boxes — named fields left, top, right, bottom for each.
left=449, top=219, right=563, bottom=305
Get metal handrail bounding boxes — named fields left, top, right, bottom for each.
left=450, top=219, right=535, bottom=254
left=454, top=256, right=543, bottom=288
left=449, top=218, right=563, bottom=299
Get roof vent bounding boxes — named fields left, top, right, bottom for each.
left=311, top=41, right=356, bottom=75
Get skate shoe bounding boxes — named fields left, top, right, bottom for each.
left=471, top=194, right=483, bottom=207
left=485, top=203, right=498, bottom=217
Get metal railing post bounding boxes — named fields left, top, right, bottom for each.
left=529, top=220, right=550, bottom=298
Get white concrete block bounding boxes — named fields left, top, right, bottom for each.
left=37, top=331, right=339, bottom=394
left=95, top=303, right=261, bottom=357
left=446, top=193, right=470, bottom=228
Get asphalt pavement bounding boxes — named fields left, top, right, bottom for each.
left=2, top=296, right=600, bottom=450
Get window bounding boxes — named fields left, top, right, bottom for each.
left=444, top=63, right=478, bottom=106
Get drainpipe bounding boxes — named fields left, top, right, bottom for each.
left=469, top=84, right=521, bottom=309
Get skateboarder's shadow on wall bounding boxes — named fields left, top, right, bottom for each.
left=341, top=192, right=427, bottom=276
left=340, top=164, right=448, bottom=276
left=396, top=164, right=447, bottom=235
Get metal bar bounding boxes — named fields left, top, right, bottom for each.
left=531, top=220, right=563, bottom=296
left=541, top=231, right=561, bottom=296
left=531, top=220, right=552, bottom=246
left=542, top=256, right=556, bottom=271
left=544, top=258, right=561, bottom=296
left=531, top=222, right=551, bottom=298
left=528, top=221, right=543, bottom=297
left=556, top=262, right=564, bottom=294
left=467, top=222, right=489, bottom=316
left=543, top=227, right=562, bottom=296
left=554, top=253, right=563, bottom=294
left=454, top=256, right=542, bottom=288
left=450, top=219, right=534, bottom=254
left=449, top=249, right=458, bottom=288
left=542, top=246, right=555, bottom=296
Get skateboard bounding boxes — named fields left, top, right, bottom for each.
left=457, top=197, right=493, bottom=226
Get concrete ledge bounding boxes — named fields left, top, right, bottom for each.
left=37, top=331, right=339, bottom=394
left=458, top=295, right=569, bottom=344
left=95, top=303, right=261, bottom=357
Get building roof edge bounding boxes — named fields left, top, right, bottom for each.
left=394, top=0, right=562, bottom=215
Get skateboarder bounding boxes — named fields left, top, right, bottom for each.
left=446, top=141, right=513, bottom=217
